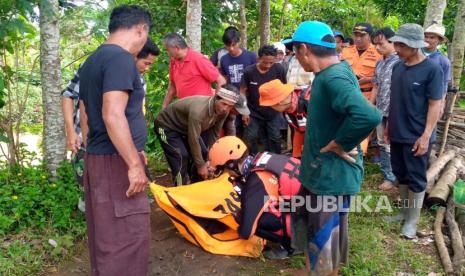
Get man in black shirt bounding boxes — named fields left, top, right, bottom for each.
left=241, top=45, right=287, bottom=154
left=78, top=5, right=152, bottom=275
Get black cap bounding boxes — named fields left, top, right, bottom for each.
left=353, top=23, right=373, bottom=35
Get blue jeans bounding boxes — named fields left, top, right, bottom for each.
left=377, top=118, right=396, bottom=183
left=244, top=115, right=282, bottom=155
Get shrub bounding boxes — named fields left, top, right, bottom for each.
left=0, top=161, right=85, bottom=235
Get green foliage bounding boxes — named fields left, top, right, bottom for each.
left=372, top=0, right=428, bottom=24
left=0, top=0, right=36, bottom=113
left=373, top=0, right=458, bottom=38
left=0, top=159, right=86, bottom=275
left=0, top=161, right=85, bottom=236
left=458, top=98, right=465, bottom=109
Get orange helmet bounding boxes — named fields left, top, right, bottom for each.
left=209, top=136, right=248, bottom=168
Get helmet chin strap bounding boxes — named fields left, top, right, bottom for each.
left=238, top=155, right=254, bottom=178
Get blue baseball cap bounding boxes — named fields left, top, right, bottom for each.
left=281, top=38, right=293, bottom=45
left=290, top=21, right=336, bottom=49
left=333, top=30, right=345, bottom=40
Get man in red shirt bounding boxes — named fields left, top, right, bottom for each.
left=162, top=33, right=226, bottom=108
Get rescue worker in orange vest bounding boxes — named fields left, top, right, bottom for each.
left=258, top=79, right=309, bottom=158
left=208, top=136, right=303, bottom=260
left=341, top=22, right=382, bottom=99
left=341, top=22, right=382, bottom=154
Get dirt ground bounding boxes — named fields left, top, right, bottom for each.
left=52, top=173, right=289, bottom=276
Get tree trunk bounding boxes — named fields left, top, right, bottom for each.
left=39, top=0, right=66, bottom=177
left=239, top=0, right=248, bottom=49
left=439, top=0, right=465, bottom=154
left=258, top=0, right=270, bottom=47
left=423, top=0, right=447, bottom=28
left=451, top=0, right=465, bottom=87
left=277, top=0, right=289, bottom=41
left=186, top=0, right=202, bottom=52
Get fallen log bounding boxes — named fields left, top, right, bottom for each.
left=445, top=198, right=465, bottom=273
left=435, top=206, right=455, bottom=275
left=429, top=149, right=438, bottom=166
left=426, top=158, right=463, bottom=207
left=425, top=151, right=457, bottom=194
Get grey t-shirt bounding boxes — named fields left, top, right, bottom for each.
left=79, top=44, right=147, bottom=154
left=388, top=58, right=443, bottom=144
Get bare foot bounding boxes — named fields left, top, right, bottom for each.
left=378, top=180, right=394, bottom=191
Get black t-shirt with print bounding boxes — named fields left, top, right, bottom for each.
left=241, top=63, right=287, bottom=120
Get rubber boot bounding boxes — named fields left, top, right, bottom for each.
left=384, top=184, right=408, bottom=223
left=401, top=190, right=425, bottom=239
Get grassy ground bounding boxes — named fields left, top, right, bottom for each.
left=0, top=224, right=86, bottom=275
left=2, top=160, right=443, bottom=275
left=281, top=162, right=443, bottom=275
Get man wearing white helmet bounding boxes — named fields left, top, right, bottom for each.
left=273, top=42, right=287, bottom=63
left=423, top=23, right=451, bottom=107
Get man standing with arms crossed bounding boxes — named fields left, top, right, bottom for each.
left=78, top=5, right=153, bottom=275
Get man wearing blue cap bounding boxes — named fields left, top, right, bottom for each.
left=333, top=30, right=345, bottom=55
left=288, top=21, right=381, bottom=275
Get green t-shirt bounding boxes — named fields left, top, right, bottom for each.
left=299, top=61, right=381, bottom=195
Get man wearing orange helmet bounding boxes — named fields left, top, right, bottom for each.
left=208, top=136, right=303, bottom=259
left=258, top=79, right=309, bottom=158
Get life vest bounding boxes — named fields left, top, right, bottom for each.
left=341, top=44, right=382, bottom=94
left=238, top=152, right=302, bottom=249
left=252, top=152, right=302, bottom=198
left=150, top=172, right=265, bottom=257
left=285, top=87, right=310, bottom=133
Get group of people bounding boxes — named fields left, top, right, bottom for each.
left=61, top=3, right=450, bottom=276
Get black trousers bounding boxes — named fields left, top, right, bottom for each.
left=155, top=123, right=208, bottom=186
left=390, top=142, right=431, bottom=192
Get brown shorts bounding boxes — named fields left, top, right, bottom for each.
left=84, top=153, right=150, bottom=276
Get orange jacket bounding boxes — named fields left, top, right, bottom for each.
left=341, top=44, right=382, bottom=92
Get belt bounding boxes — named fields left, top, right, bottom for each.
left=361, top=88, right=372, bottom=92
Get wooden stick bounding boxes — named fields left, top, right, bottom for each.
left=439, top=92, right=459, bottom=155
left=434, top=206, right=455, bottom=275
left=446, top=198, right=465, bottom=272
left=438, top=120, right=465, bottom=128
